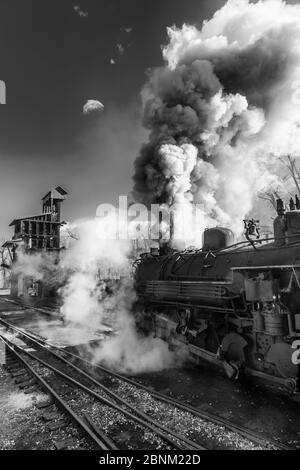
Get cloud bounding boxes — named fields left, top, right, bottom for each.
left=110, top=42, right=126, bottom=64
left=73, top=5, right=88, bottom=18
left=116, top=42, right=125, bottom=56
left=120, top=27, right=133, bottom=33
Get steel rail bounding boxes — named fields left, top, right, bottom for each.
left=1, top=335, right=113, bottom=450
left=14, top=321, right=289, bottom=451
left=0, top=324, right=204, bottom=451
left=0, top=318, right=290, bottom=450
left=82, top=413, right=119, bottom=450
left=59, top=348, right=294, bottom=451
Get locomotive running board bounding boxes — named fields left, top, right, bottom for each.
left=187, top=344, right=297, bottom=394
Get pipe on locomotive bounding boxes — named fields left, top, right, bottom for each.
left=156, top=208, right=175, bottom=256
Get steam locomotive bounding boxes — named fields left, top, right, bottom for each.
left=134, top=198, right=300, bottom=393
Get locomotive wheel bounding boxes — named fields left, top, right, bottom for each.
left=266, top=342, right=298, bottom=378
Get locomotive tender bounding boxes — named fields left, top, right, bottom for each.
left=135, top=199, right=300, bottom=393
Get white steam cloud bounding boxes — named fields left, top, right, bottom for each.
left=58, top=217, right=179, bottom=373
left=13, top=215, right=180, bottom=374
left=73, top=5, right=88, bottom=19
left=58, top=216, right=129, bottom=325
left=133, top=0, right=300, bottom=241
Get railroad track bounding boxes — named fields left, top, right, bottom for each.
left=0, top=320, right=206, bottom=451
left=59, top=349, right=293, bottom=451
left=0, top=317, right=291, bottom=450
left=0, top=297, right=61, bottom=317
left=2, top=336, right=115, bottom=450
left=54, top=345, right=295, bottom=451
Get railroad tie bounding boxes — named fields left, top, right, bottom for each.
left=11, top=370, right=28, bottom=378
left=57, top=387, right=74, bottom=397
left=24, top=386, right=39, bottom=394
left=54, top=438, right=78, bottom=450
left=6, top=363, right=19, bottom=370
left=41, top=411, right=61, bottom=422
left=18, top=378, right=37, bottom=389
left=6, top=354, right=17, bottom=361
left=47, top=419, right=69, bottom=432
left=6, top=365, right=18, bottom=371
left=36, top=399, right=54, bottom=409
left=5, top=353, right=16, bottom=360
left=15, top=375, right=31, bottom=384
left=8, top=367, right=22, bottom=374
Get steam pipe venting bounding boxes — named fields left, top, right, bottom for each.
left=158, top=207, right=174, bottom=256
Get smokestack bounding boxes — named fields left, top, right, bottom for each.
left=158, top=210, right=163, bottom=248
left=157, top=208, right=174, bottom=255
left=158, top=210, right=167, bottom=255
left=170, top=210, right=174, bottom=244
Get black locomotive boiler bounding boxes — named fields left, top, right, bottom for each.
left=134, top=199, right=300, bottom=393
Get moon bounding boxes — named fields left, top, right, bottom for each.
left=83, top=99, right=105, bottom=117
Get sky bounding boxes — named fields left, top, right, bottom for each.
left=0, top=0, right=244, bottom=238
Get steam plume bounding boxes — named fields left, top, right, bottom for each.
left=13, top=217, right=179, bottom=373
left=133, top=0, right=300, bottom=241
left=58, top=217, right=178, bottom=373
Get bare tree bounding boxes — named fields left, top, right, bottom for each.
left=284, top=155, right=300, bottom=195
left=259, top=190, right=281, bottom=211
left=259, top=154, right=300, bottom=213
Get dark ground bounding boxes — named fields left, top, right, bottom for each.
left=134, top=363, right=300, bottom=447
left=0, top=296, right=300, bottom=449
